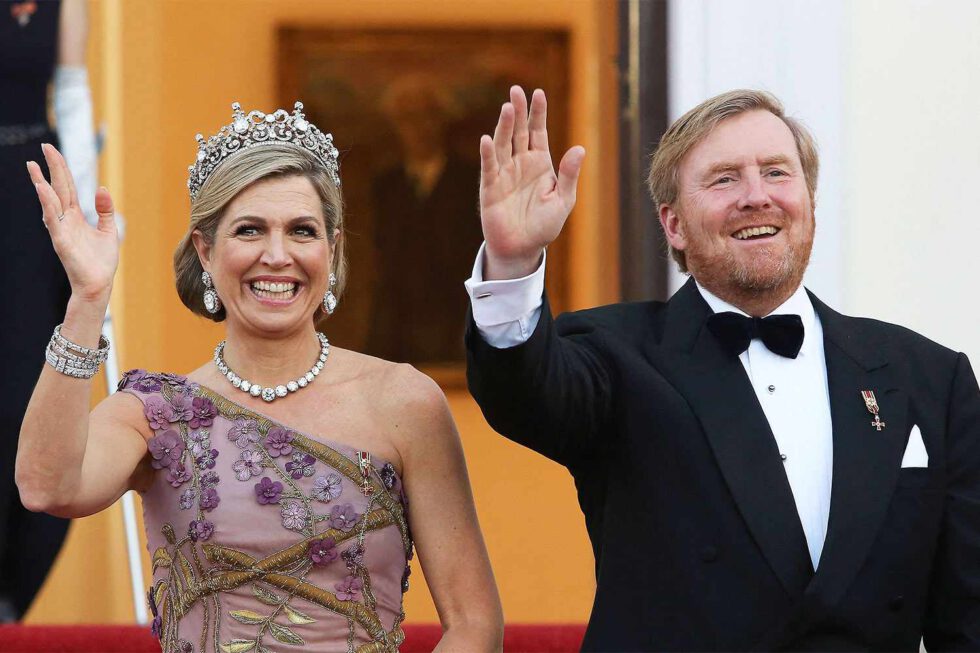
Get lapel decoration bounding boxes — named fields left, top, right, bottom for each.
left=860, top=390, right=886, bottom=431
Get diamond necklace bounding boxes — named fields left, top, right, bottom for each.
left=213, top=332, right=329, bottom=402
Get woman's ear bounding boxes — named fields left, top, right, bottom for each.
left=191, top=229, right=212, bottom=272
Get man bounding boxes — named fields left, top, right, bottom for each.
left=464, top=86, right=980, bottom=650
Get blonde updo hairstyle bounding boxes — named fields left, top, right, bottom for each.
left=174, top=144, right=346, bottom=325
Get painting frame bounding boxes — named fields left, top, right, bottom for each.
left=278, top=27, right=571, bottom=387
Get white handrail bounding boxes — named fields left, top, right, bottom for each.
left=101, top=309, right=148, bottom=624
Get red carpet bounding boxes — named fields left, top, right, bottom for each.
left=0, top=624, right=586, bottom=652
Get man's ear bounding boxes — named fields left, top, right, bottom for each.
left=191, top=229, right=212, bottom=272
left=658, top=203, right=687, bottom=253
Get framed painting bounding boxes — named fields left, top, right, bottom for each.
left=279, top=27, right=570, bottom=386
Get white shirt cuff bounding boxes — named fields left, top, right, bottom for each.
left=464, top=242, right=545, bottom=347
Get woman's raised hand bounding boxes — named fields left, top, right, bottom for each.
left=478, top=86, right=585, bottom=280
left=27, top=143, right=118, bottom=305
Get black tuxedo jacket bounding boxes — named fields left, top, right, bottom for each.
left=466, top=278, right=980, bottom=651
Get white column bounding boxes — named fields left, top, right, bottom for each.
left=843, top=0, right=980, bottom=364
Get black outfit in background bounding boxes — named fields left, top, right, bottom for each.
left=0, top=0, right=71, bottom=620
left=368, top=156, right=483, bottom=365
left=467, top=278, right=980, bottom=650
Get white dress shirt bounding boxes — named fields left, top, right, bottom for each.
left=465, top=243, right=834, bottom=569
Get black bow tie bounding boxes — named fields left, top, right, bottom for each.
left=706, top=312, right=805, bottom=359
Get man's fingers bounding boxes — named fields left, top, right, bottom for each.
left=510, top=85, right=530, bottom=155
left=528, top=89, right=550, bottom=152
left=479, top=135, right=499, bottom=179
left=556, top=146, right=586, bottom=210
left=41, top=143, right=77, bottom=210
left=95, top=186, right=116, bottom=234
left=492, top=102, right=515, bottom=166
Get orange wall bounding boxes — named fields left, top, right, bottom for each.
left=28, top=0, right=620, bottom=625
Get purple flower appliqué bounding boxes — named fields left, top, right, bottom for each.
left=199, top=487, right=220, bottom=512
left=166, top=463, right=192, bottom=488
left=168, top=392, right=194, bottom=423
left=147, top=588, right=162, bottom=639
left=280, top=500, right=309, bottom=531
left=188, top=519, right=214, bottom=542
left=334, top=574, right=363, bottom=601
left=233, top=449, right=264, bottom=481
left=254, top=477, right=283, bottom=505
left=228, top=418, right=261, bottom=449
left=143, top=395, right=174, bottom=431
left=264, top=427, right=294, bottom=458
left=160, top=372, right=189, bottom=386
left=119, top=369, right=146, bottom=392
left=285, top=452, right=316, bottom=480
left=147, top=429, right=185, bottom=470
left=199, top=470, right=219, bottom=488
left=379, top=463, right=398, bottom=490
left=311, top=473, right=343, bottom=503
left=179, top=488, right=196, bottom=510
left=188, top=429, right=211, bottom=457
left=342, top=543, right=364, bottom=572
left=308, top=536, right=339, bottom=566
left=195, top=448, right=219, bottom=470
left=135, top=371, right=165, bottom=393
left=329, top=503, right=360, bottom=532
left=401, top=564, right=412, bottom=592
left=188, top=396, right=216, bottom=430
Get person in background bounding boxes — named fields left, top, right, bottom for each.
left=0, top=0, right=104, bottom=622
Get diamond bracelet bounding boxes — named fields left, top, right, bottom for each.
left=44, top=324, right=110, bottom=380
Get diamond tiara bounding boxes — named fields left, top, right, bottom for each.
left=187, top=101, right=340, bottom=201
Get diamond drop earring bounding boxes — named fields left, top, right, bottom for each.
left=322, top=273, right=338, bottom=315
left=202, top=271, right=221, bottom=314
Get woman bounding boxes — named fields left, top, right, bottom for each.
left=1, top=0, right=101, bottom=620
left=17, top=102, right=503, bottom=652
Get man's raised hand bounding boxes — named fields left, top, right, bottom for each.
left=478, top=86, right=585, bottom=280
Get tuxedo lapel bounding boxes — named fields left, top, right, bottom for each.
left=803, top=294, right=909, bottom=609
left=651, top=280, right=814, bottom=597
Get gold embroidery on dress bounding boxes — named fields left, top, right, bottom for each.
left=144, top=383, right=411, bottom=653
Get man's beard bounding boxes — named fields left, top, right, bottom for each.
left=685, top=213, right=815, bottom=301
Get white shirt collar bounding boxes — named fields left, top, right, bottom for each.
left=694, top=281, right=818, bottom=357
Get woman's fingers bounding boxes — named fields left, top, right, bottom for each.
left=492, top=102, right=515, bottom=167
left=33, top=175, right=68, bottom=234
left=510, top=85, right=530, bottom=155
left=528, top=89, right=550, bottom=152
left=94, top=186, right=116, bottom=234
left=26, top=161, right=64, bottom=225
left=41, top=143, right=78, bottom=210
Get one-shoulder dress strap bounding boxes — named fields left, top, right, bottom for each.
left=116, top=369, right=197, bottom=428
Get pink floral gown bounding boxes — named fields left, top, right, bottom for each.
left=118, top=370, right=413, bottom=653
